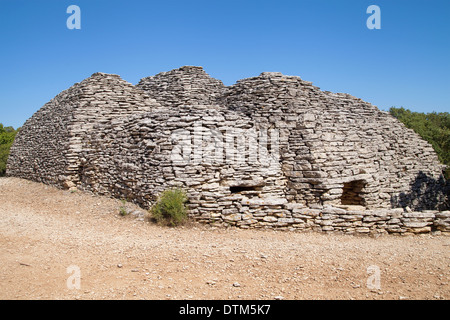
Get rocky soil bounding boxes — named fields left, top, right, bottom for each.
left=0, top=177, right=448, bottom=300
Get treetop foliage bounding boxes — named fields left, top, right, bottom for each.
left=389, top=107, right=449, bottom=179
left=0, top=123, right=19, bottom=176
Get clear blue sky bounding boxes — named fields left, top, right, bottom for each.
left=0, top=0, right=449, bottom=129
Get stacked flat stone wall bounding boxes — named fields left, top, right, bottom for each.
left=137, top=66, right=225, bottom=107
left=7, top=73, right=158, bottom=188
left=7, top=66, right=449, bottom=235
left=222, top=72, right=448, bottom=210
left=6, top=87, right=76, bottom=186
left=79, top=104, right=289, bottom=227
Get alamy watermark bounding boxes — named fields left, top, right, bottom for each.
left=67, top=5, right=81, bottom=30
left=66, top=5, right=380, bottom=31
left=66, top=265, right=81, bottom=290
left=170, top=122, right=280, bottom=167
left=367, top=5, right=381, bottom=30
left=366, top=265, right=381, bottom=290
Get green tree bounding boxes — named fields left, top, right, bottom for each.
left=389, top=107, right=450, bottom=179
left=0, top=123, right=19, bottom=176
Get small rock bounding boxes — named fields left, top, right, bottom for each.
left=350, top=282, right=360, bottom=288
left=274, top=295, right=284, bottom=300
left=232, top=282, right=241, bottom=287
left=117, top=264, right=123, bottom=268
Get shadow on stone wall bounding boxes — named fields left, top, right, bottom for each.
left=391, top=171, right=450, bottom=211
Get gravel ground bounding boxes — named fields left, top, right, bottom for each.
left=0, top=177, right=448, bottom=300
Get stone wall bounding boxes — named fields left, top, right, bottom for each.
left=79, top=103, right=289, bottom=227
left=222, top=72, right=448, bottom=210
left=7, top=72, right=159, bottom=188
left=137, top=66, right=225, bottom=107
left=6, top=86, right=75, bottom=186
left=7, top=66, right=449, bottom=235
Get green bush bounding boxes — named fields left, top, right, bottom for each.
left=0, top=124, right=19, bottom=176
left=119, top=199, right=129, bottom=216
left=389, top=107, right=449, bottom=179
left=150, top=188, right=188, bottom=226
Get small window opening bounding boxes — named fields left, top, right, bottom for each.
left=341, top=180, right=366, bottom=206
left=230, top=186, right=260, bottom=194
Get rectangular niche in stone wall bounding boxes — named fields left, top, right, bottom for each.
left=341, top=180, right=366, bottom=206
left=230, top=185, right=261, bottom=194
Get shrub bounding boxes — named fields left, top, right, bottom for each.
left=389, top=107, right=449, bottom=179
left=0, top=124, right=19, bottom=176
left=119, top=199, right=129, bottom=216
left=150, top=188, right=188, bottom=226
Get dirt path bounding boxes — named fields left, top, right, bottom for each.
left=0, top=177, right=448, bottom=300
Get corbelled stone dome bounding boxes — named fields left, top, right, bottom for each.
left=7, top=66, right=449, bottom=234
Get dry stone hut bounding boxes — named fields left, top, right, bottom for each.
left=6, top=72, right=158, bottom=188
left=7, top=66, right=450, bottom=234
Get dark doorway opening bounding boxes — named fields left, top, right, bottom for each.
left=341, top=180, right=366, bottom=206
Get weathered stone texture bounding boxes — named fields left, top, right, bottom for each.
left=222, top=72, right=448, bottom=211
left=6, top=66, right=449, bottom=234
left=137, top=66, right=225, bottom=107
left=7, top=73, right=158, bottom=188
